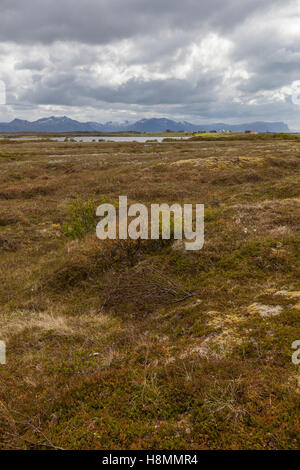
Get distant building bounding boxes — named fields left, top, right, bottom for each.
left=245, top=130, right=258, bottom=134
left=210, top=130, right=217, bottom=133
left=165, top=129, right=173, bottom=133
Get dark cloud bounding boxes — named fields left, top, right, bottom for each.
left=23, top=73, right=220, bottom=107
left=0, top=0, right=281, bottom=45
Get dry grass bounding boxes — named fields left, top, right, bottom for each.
left=0, top=137, right=299, bottom=449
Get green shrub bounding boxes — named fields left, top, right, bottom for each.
left=63, top=196, right=118, bottom=240
left=62, top=199, right=96, bottom=239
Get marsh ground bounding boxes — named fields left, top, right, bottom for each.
left=0, top=137, right=299, bottom=449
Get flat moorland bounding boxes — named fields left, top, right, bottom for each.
left=0, top=137, right=299, bottom=449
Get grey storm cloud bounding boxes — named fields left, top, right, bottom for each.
left=23, top=73, right=220, bottom=106
left=0, top=0, right=282, bottom=45
left=1, top=0, right=300, bottom=126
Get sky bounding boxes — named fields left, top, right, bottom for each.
left=1, top=0, right=300, bottom=128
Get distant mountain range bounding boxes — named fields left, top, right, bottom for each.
left=0, top=116, right=290, bottom=133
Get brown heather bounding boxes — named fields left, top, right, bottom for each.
left=0, top=135, right=299, bottom=449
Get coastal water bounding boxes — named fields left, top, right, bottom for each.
left=1, top=135, right=189, bottom=143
